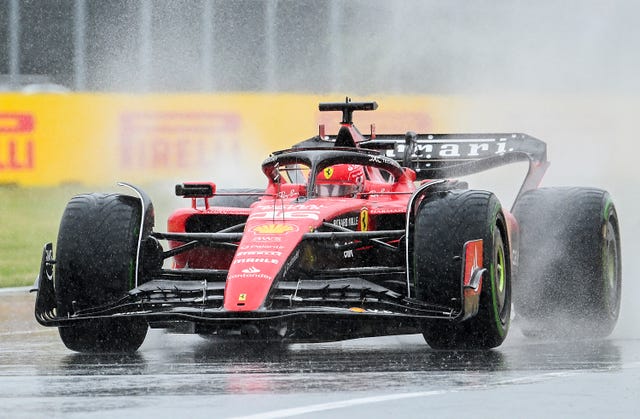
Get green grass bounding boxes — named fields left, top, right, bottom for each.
left=0, top=185, right=85, bottom=287
left=0, top=184, right=182, bottom=288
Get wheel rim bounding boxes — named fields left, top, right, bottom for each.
left=493, top=230, right=509, bottom=325
left=603, top=217, right=620, bottom=318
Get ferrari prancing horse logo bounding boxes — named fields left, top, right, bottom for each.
left=360, top=208, right=369, bottom=231
left=323, top=167, right=334, bottom=179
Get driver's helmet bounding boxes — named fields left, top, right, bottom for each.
left=315, top=164, right=365, bottom=197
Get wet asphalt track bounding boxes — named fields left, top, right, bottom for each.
left=1, top=288, right=639, bottom=419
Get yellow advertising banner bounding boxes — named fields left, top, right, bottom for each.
left=0, top=94, right=459, bottom=186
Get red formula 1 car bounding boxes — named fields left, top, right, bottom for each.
left=33, top=99, right=622, bottom=353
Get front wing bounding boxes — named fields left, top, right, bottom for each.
left=34, top=250, right=459, bottom=342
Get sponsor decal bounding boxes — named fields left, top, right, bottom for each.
left=236, top=250, right=283, bottom=257
left=277, top=188, right=301, bottom=199
left=251, top=236, right=283, bottom=242
left=250, top=210, right=320, bottom=221
left=119, top=112, right=241, bottom=170
left=242, top=244, right=286, bottom=250
left=368, top=207, right=405, bottom=215
left=228, top=273, right=272, bottom=280
left=343, top=249, right=354, bottom=259
left=241, top=266, right=261, bottom=274
left=0, top=113, right=35, bottom=171
left=254, top=204, right=324, bottom=211
left=233, top=258, right=280, bottom=265
left=390, top=137, right=511, bottom=160
left=251, top=223, right=298, bottom=234
left=360, top=208, right=369, bottom=232
left=332, top=215, right=359, bottom=228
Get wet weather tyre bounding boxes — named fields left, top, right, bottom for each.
left=414, top=190, right=511, bottom=349
left=54, top=193, right=148, bottom=353
left=512, top=187, right=621, bottom=339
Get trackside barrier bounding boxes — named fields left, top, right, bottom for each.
left=0, top=94, right=459, bottom=186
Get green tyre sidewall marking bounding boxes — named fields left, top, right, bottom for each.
left=603, top=198, right=612, bottom=221
left=490, top=232, right=507, bottom=338
left=491, top=204, right=507, bottom=338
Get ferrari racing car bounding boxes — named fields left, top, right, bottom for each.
left=33, top=99, right=622, bottom=352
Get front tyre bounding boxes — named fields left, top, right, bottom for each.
left=414, top=190, right=511, bottom=349
left=55, top=193, right=148, bottom=353
left=58, top=319, right=148, bottom=353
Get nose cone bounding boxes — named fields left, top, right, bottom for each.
left=223, top=221, right=307, bottom=311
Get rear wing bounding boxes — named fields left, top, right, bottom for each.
left=361, top=132, right=549, bottom=199
left=361, top=132, right=545, bottom=176
left=307, top=99, right=549, bottom=199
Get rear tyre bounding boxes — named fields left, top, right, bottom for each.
left=513, top=187, right=621, bottom=339
left=55, top=193, right=148, bottom=353
left=414, top=190, right=511, bottom=349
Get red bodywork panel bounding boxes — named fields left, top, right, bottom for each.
left=168, top=193, right=415, bottom=312
left=165, top=114, right=518, bottom=315
left=167, top=144, right=420, bottom=311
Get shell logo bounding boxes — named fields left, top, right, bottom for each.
left=252, top=223, right=298, bottom=234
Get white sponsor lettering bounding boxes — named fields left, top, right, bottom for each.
left=439, top=144, right=460, bottom=157
left=228, top=273, right=272, bottom=280
left=242, top=244, right=286, bottom=250
left=252, top=236, right=283, bottom=242
left=468, top=143, right=489, bottom=156
left=392, top=138, right=511, bottom=159
left=233, top=258, right=280, bottom=265
left=250, top=210, right=319, bottom=220
left=333, top=216, right=358, bottom=228
left=254, top=204, right=323, bottom=211
left=236, top=250, right=283, bottom=257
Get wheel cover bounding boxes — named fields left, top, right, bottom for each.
left=603, top=218, right=620, bottom=318
left=492, top=231, right=509, bottom=325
